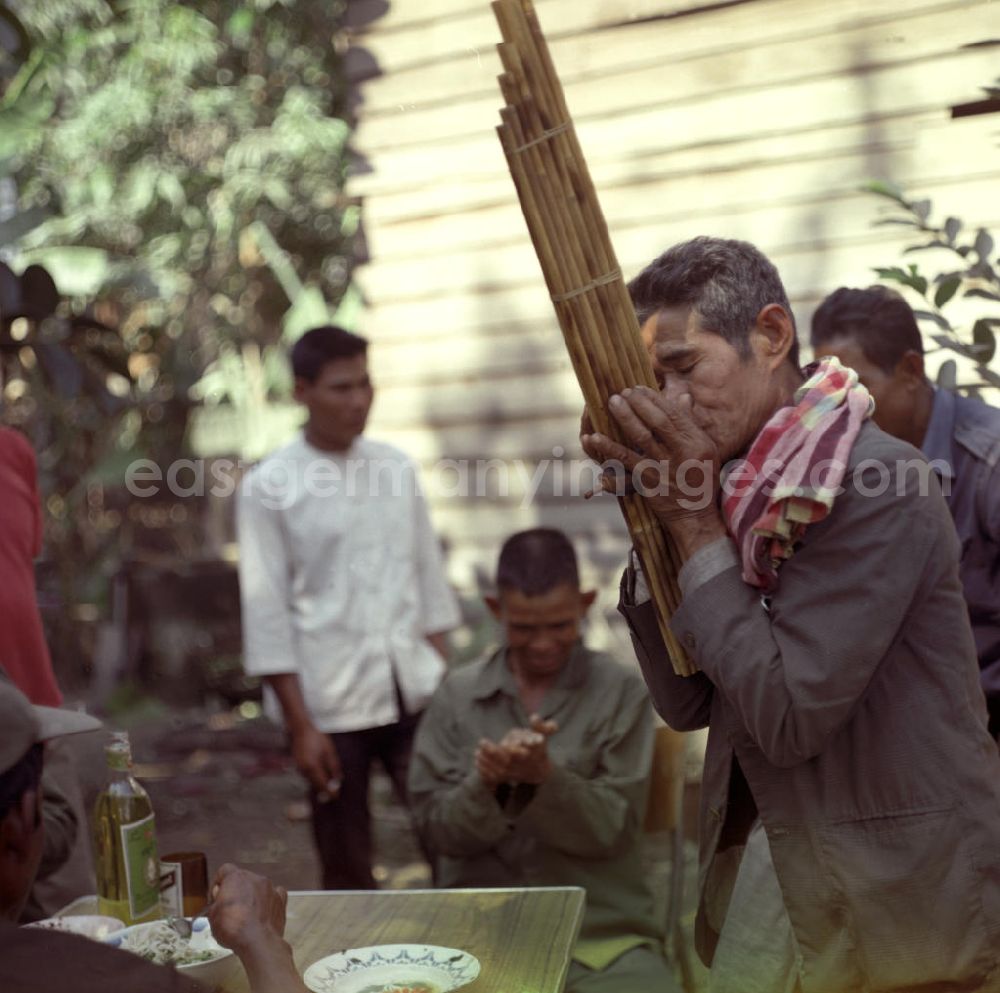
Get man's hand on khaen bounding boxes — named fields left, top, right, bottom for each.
left=583, top=384, right=724, bottom=533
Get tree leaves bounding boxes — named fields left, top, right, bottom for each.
left=864, top=183, right=999, bottom=395
left=861, top=179, right=906, bottom=203
left=934, top=275, right=962, bottom=309
left=974, top=229, right=995, bottom=262
left=872, top=265, right=928, bottom=296
left=937, top=359, right=958, bottom=391
left=972, top=319, right=999, bottom=364
left=912, top=309, right=952, bottom=331
left=281, top=284, right=330, bottom=342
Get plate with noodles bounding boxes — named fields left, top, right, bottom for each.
left=304, top=944, right=480, bottom=993
left=106, top=917, right=239, bottom=989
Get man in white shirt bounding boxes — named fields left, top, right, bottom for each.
left=238, top=325, right=461, bottom=889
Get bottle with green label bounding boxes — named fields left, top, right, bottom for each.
left=92, top=731, right=162, bottom=925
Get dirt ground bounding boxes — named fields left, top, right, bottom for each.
left=71, top=703, right=424, bottom=893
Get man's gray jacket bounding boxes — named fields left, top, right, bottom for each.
left=621, top=422, right=1000, bottom=993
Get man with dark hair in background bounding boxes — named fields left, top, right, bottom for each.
left=409, top=528, right=677, bottom=993
left=811, top=285, right=1000, bottom=736
left=238, top=325, right=461, bottom=889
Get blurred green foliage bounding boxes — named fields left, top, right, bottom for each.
left=865, top=179, right=1000, bottom=396
left=0, top=0, right=357, bottom=684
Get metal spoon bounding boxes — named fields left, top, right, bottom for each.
left=166, top=915, right=194, bottom=939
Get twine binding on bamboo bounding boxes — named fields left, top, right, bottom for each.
left=550, top=269, right=622, bottom=303
left=510, top=121, right=570, bottom=154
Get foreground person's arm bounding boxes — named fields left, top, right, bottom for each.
left=207, top=864, right=308, bottom=993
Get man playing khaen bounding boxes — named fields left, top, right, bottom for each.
left=581, top=237, right=1000, bottom=993
left=409, top=528, right=678, bottom=993
left=811, top=284, right=1000, bottom=737
left=239, top=324, right=461, bottom=889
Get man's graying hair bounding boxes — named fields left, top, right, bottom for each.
left=628, top=236, right=800, bottom=368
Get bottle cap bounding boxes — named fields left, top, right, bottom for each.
left=105, top=730, right=132, bottom=770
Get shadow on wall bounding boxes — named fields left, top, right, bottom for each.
left=795, top=37, right=900, bottom=356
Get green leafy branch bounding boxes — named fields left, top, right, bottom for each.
left=864, top=180, right=1000, bottom=394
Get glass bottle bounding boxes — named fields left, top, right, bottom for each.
left=92, top=731, right=162, bottom=925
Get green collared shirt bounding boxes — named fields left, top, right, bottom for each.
left=408, top=643, right=662, bottom=957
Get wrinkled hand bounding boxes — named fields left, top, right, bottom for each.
left=582, top=385, right=721, bottom=528
left=580, top=406, right=636, bottom=498
left=290, top=725, right=341, bottom=796
left=208, top=865, right=307, bottom=993
left=207, top=864, right=287, bottom=955
left=501, top=715, right=557, bottom=785
left=476, top=715, right=558, bottom=788
left=475, top=738, right=514, bottom=789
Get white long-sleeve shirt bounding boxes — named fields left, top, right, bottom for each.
left=237, top=434, right=461, bottom=732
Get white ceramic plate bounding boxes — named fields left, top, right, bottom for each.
left=26, top=914, right=125, bottom=940
left=304, top=943, right=480, bottom=993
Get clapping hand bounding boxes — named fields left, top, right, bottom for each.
left=476, top=715, right=559, bottom=788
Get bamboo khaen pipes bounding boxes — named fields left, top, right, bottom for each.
left=491, top=0, right=695, bottom=675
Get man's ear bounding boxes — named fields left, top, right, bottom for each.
left=579, top=589, right=598, bottom=615
left=894, top=349, right=926, bottom=389
left=483, top=595, right=503, bottom=621
left=752, top=304, right=796, bottom=371
left=292, top=377, right=311, bottom=403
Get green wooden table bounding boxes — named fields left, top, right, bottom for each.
left=229, top=887, right=585, bottom=993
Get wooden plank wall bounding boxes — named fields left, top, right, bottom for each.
left=344, top=0, right=1000, bottom=630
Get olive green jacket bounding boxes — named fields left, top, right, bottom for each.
left=408, top=644, right=662, bottom=948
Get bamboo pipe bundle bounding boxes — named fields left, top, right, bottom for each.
left=491, top=0, right=694, bottom=675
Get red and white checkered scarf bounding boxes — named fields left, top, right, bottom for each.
left=722, top=356, right=873, bottom=592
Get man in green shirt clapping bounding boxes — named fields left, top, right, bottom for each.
left=409, top=528, right=678, bottom=993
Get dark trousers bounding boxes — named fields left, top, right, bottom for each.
left=309, top=709, right=423, bottom=890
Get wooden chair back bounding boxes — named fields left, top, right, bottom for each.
left=644, top=725, right=686, bottom=833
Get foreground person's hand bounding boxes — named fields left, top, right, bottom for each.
left=208, top=864, right=308, bottom=993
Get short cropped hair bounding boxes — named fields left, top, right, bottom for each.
left=810, top=285, right=923, bottom=375
left=0, top=743, right=43, bottom=818
left=291, top=325, right=368, bottom=382
left=496, top=528, right=579, bottom=597
left=628, top=236, right=800, bottom=368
